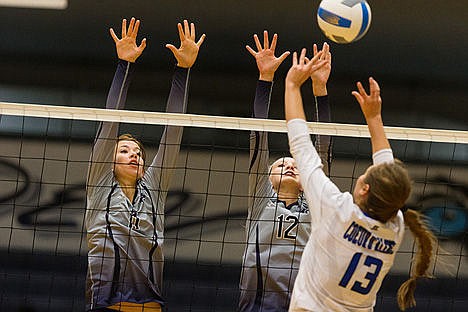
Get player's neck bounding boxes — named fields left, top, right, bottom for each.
left=117, top=178, right=137, bottom=202
left=276, top=190, right=300, bottom=207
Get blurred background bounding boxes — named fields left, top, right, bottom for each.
left=0, top=1, right=467, bottom=311
left=0, top=0, right=466, bottom=129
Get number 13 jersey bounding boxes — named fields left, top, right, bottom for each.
left=287, top=119, right=405, bottom=311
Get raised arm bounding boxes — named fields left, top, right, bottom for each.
left=285, top=49, right=343, bottom=223
left=246, top=31, right=289, bottom=219
left=351, top=77, right=391, bottom=155
left=88, top=18, right=146, bottom=189
left=146, top=20, right=205, bottom=193
left=285, top=48, right=326, bottom=122
left=310, top=43, right=332, bottom=176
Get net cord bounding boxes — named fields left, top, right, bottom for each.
left=0, top=101, right=466, bottom=144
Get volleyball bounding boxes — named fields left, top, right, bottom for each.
left=317, top=0, right=372, bottom=44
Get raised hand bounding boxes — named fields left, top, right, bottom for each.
left=311, top=42, right=332, bottom=96
left=166, top=20, right=206, bottom=68
left=352, top=77, right=389, bottom=152
left=285, top=48, right=326, bottom=89
left=110, top=17, right=147, bottom=63
left=352, top=77, right=382, bottom=121
left=246, top=30, right=290, bottom=82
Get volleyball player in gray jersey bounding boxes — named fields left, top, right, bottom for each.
left=238, top=33, right=332, bottom=312
left=86, top=18, right=205, bottom=311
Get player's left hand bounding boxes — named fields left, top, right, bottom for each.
left=286, top=48, right=326, bottom=88
left=246, top=30, right=290, bottom=82
left=110, top=17, right=147, bottom=63
left=166, top=19, right=206, bottom=68
left=352, top=77, right=382, bottom=121
left=310, top=42, right=331, bottom=86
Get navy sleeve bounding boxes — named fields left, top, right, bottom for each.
left=87, top=60, right=135, bottom=191
left=253, top=80, right=272, bottom=119
left=145, top=67, right=190, bottom=209
left=248, top=80, right=273, bottom=222
left=105, top=60, right=136, bottom=110
left=312, top=95, right=332, bottom=176
left=165, top=66, right=190, bottom=114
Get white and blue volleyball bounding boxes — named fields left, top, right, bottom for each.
left=317, top=0, right=372, bottom=44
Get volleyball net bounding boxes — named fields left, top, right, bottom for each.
left=0, top=101, right=467, bottom=311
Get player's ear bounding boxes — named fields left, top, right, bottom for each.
left=358, top=183, right=370, bottom=196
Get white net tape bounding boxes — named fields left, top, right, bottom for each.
left=1, top=101, right=466, bottom=144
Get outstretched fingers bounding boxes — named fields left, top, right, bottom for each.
left=127, top=18, right=135, bottom=37
left=176, top=19, right=205, bottom=47
left=292, top=51, right=298, bottom=66
left=357, top=81, right=368, bottom=97
left=183, top=19, right=190, bottom=39
left=113, top=17, right=142, bottom=41
left=369, top=77, right=380, bottom=96
left=351, top=82, right=365, bottom=104
left=190, top=21, right=196, bottom=40
left=253, top=34, right=262, bottom=51
left=138, top=38, right=147, bottom=51
left=278, top=51, right=291, bottom=63
left=321, top=42, right=330, bottom=59
left=263, top=30, right=270, bottom=49
left=270, top=33, right=278, bottom=52
left=109, top=28, right=119, bottom=43
left=111, top=17, right=146, bottom=63
left=299, top=48, right=307, bottom=64
left=166, top=19, right=205, bottom=68
left=121, top=18, right=127, bottom=38
left=196, top=33, right=206, bottom=47
left=309, top=49, right=323, bottom=64
left=176, top=22, right=185, bottom=43
left=130, top=19, right=140, bottom=38
left=352, top=77, right=383, bottom=121
left=246, top=44, right=257, bottom=57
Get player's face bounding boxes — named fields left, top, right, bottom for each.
left=113, top=140, right=145, bottom=183
left=269, top=157, right=302, bottom=192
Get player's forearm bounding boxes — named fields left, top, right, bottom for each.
left=285, top=83, right=306, bottom=121
left=106, top=60, right=135, bottom=110
left=158, top=66, right=190, bottom=152
left=151, top=66, right=190, bottom=183
left=259, top=72, right=274, bottom=82
left=250, top=80, right=271, bottom=179
left=90, top=60, right=135, bottom=182
left=287, top=119, right=328, bottom=207
left=312, top=81, right=327, bottom=97
left=366, top=115, right=391, bottom=153
left=166, top=66, right=190, bottom=113
left=314, top=95, right=332, bottom=176
left=253, top=80, right=273, bottom=119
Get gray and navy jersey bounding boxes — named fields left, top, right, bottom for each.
left=86, top=60, right=190, bottom=310
left=239, top=80, right=331, bottom=312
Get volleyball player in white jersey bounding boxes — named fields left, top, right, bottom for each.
left=285, top=48, right=436, bottom=311
left=86, top=18, right=205, bottom=311
left=238, top=33, right=332, bottom=312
